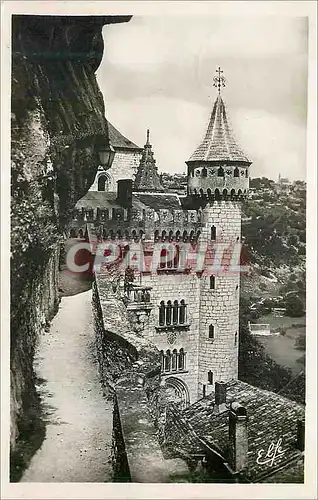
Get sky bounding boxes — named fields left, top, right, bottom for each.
left=97, top=16, right=308, bottom=181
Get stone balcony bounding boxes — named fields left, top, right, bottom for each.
left=124, top=284, right=153, bottom=312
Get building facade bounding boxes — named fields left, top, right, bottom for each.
left=89, top=121, right=143, bottom=193
left=71, top=81, right=252, bottom=407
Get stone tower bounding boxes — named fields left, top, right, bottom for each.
left=80, top=70, right=252, bottom=407
left=185, top=70, right=252, bottom=400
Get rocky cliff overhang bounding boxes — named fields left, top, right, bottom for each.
left=10, top=14, right=131, bottom=460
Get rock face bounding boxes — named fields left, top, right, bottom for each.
left=10, top=14, right=131, bottom=458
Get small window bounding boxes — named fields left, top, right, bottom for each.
left=98, top=175, right=109, bottom=192
left=208, top=371, right=213, bottom=385
left=210, top=275, right=215, bottom=290
left=203, top=384, right=206, bottom=398
left=234, top=167, right=239, bottom=178
left=178, top=348, right=185, bottom=370
left=202, top=167, right=207, bottom=177
left=234, top=331, right=238, bottom=346
left=173, top=300, right=179, bottom=325
left=209, top=324, right=215, bottom=340
left=172, top=349, right=178, bottom=371
left=179, top=299, right=186, bottom=324
left=166, top=301, right=172, bottom=325
left=164, top=350, right=171, bottom=372
left=160, top=350, right=164, bottom=371
left=211, top=225, right=216, bottom=241
left=159, top=301, right=165, bottom=326
left=218, top=167, right=224, bottom=177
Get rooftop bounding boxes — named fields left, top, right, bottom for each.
left=108, top=121, right=142, bottom=151
left=173, top=380, right=304, bottom=483
left=187, top=95, right=251, bottom=165
left=134, top=130, right=165, bottom=192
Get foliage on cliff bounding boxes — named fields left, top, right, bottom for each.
left=242, top=179, right=306, bottom=269
left=238, top=296, right=305, bottom=405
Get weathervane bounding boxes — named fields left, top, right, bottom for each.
left=213, top=66, right=226, bottom=94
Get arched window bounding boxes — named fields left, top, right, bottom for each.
left=98, top=174, right=109, bottom=192
left=211, top=225, right=216, bottom=241
left=245, top=169, right=249, bottom=178
left=164, top=350, right=171, bottom=372
left=202, top=167, right=207, bottom=177
left=159, top=301, right=165, bottom=326
left=208, top=371, right=213, bottom=385
left=209, top=324, right=215, bottom=340
left=160, top=247, right=167, bottom=269
left=179, top=299, right=186, bottom=324
left=166, top=301, right=172, bottom=325
left=218, top=167, right=224, bottom=177
left=160, top=350, right=164, bottom=371
left=173, top=245, right=180, bottom=268
left=234, top=167, right=239, bottom=178
left=210, top=275, right=215, bottom=290
left=173, top=300, right=179, bottom=325
left=172, top=349, right=178, bottom=371
left=234, top=331, right=238, bottom=346
left=178, top=348, right=185, bottom=370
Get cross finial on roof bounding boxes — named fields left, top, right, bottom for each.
left=213, top=66, right=226, bottom=94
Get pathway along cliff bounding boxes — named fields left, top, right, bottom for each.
left=21, top=247, right=113, bottom=482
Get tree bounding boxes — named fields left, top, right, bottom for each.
left=285, top=294, right=305, bottom=317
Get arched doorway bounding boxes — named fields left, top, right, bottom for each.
left=97, top=174, right=109, bottom=192
left=165, top=377, right=190, bottom=409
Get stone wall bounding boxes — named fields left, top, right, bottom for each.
left=10, top=14, right=131, bottom=459
left=141, top=271, right=201, bottom=405
left=89, top=150, right=142, bottom=192
left=92, top=273, right=190, bottom=482
left=198, top=201, right=241, bottom=397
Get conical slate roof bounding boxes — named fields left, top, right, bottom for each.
left=133, top=130, right=164, bottom=192
left=188, top=95, right=251, bottom=164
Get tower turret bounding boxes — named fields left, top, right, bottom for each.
left=133, top=129, right=164, bottom=192
left=186, top=68, right=252, bottom=202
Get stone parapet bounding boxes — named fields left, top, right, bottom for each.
left=93, top=273, right=189, bottom=482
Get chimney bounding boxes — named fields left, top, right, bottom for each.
left=214, top=381, right=227, bottom=413
left=296, top=419, right=305, bottom=451
left=228, top=402, right=248, bottom=473
left=117, top=179, right=133, bottom=208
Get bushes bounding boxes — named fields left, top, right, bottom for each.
left=285, top=294, right=305, bottom=317
left=239, top=298, right=305, bottom=404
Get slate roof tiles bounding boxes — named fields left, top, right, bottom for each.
left=188, top=95, right=251, bottom=164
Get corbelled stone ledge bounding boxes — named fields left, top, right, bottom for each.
left=93, top=273, right=190, bottom=482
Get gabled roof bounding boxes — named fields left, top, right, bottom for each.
left=108, top=121, right=142, bottom=151
left=187, top=95, right=251, bottom=164
left=133, top=130, right=165, bottom=192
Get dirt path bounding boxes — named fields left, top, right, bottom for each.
left=21, top=290, right=114, bottom=483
